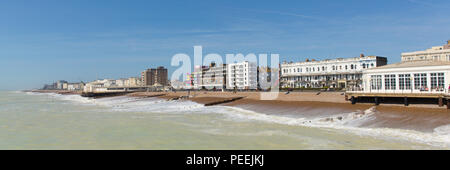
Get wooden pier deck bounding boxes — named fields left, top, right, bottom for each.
left=345, top=92, right=450, bottom=109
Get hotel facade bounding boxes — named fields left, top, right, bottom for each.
left=227, top=61, right=258, bottom=90
left=346, top=41, right=450, bottom=108
left=359, top=61, right=450, bottom=94
left=353, top=41, right=450, bottom=95
left=141, top=66, right=168, bottom=86
left=189, top=61, right=258, bottom=90
left=190, top=63, right=227, bottom=90
left=280, top=55, right=388, bottom=89
left=401, top=40, right=450, bottom=62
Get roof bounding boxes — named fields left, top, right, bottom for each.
left=281, top=56, right=385, bottom=66
left=368, top=61, right=450, bottom=70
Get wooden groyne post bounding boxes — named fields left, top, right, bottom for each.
left=204, top=97, right=244, bottom=106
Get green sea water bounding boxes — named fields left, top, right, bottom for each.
left=0, top=91, right=447, bottom=149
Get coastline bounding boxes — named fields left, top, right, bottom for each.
left=6, top=90, right=448, bottom=149
left=129, top=91, right=449, bottom=109
left=27, top=90, right=449, bottom=111
left=26, top=90, right=450, bottom=132
left=19, top=90, right=450, bottom=148
left=128, top=91, right=450, bottom=133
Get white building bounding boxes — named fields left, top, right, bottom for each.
left=227, top=61, right=257, bottom=90
left=401, top=41, right=450, bottom=62
left=280, top=55, right=388, bottom=89
left=191, top=63, right=227, bottom=90
left=115, top=79, right=128, bottom=87
left=83, top=79, right=116, bottom=92
left=358, top=61, right=450, bottom=94
left=126, top=77, right=142, bottom=87
left=67, top=83, right=84, bottom=91
left=56, top=80, right=68, bottom=90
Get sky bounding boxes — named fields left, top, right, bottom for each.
left=0, top=0, right=449, bottom=90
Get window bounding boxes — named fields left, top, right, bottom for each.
left=431, top=73, right=437, bottom=89
left=385, top=74, right=396, bottom=90
left=371, top=75, right=382, bottom=90
left=431, top=73, right=445, bottom=89
left=362, top=63, right=366, bottom=69
left=399, top=74, right=411, bottom=90
left=414, top=73, right=428, bottom=90
left=433, top=56, right=439, bottom=61
left=438, top=73, right=445, bottom=89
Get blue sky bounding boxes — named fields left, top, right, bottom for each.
left=0, top=0, right=449, bottom=90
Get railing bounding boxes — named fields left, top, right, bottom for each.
left=346, top=88, right=450, bottom=95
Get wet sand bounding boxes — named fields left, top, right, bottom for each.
left=129, top=91, right=447, bottom=109
left=129, top=91, right=349, bottom=103
left=226, top=98, right=449, bottom=132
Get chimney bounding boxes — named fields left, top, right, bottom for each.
left=360, top=53, right=365, bottom=58
left=311, top=59, right=316, bottom=61
left=447, top=40, right=450, bottom=45
left=305, top=58, right=309, bottom=62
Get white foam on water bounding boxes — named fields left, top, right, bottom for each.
left=214, top=106, right=450, bottom=148
left=25, top=92, right=450, bottom=148
left=434, top=124, right=450, bottom=135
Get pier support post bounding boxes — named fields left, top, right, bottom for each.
left=350, top=96, right=356, bottom=105
left=438, top=97, right=443, bottom=107
left=447, top=99, right=450, bottom=110
left=374, top=97, right=379, bottom=106
left=404, top=97, right=409, bottom=106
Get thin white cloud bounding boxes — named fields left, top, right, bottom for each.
left=229, top=7, right=318, bottom=20
left=406, top=0, right=438, bottom=7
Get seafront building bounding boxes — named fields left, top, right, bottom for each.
left=83, top=78, right=146, bottom=93
left=42, top=83, right=57, bottom=90
left=280, top=54, right=388, bottom=90
left=358, top=61, right=450, bottom=94
left=126, top=77, right=142, bottom=87
left=191, top=63, right=227, bottom=90
left=401, top=40, right=450, bottom=62
left=227, top=61, right=258, bottom=90
left=67, top=82, right=84, bottom=91
left=347, top=41, right=450, bottom=108
left=257, top=66, right=276, bottom=90
left=115, top=78, right=128, bottom=87
left=191, top=65, right=205, bottom=89
left=56, top=80, right=68, bottom=90
left=141, top=66, right=168, bottom=86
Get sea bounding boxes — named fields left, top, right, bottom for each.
left=0, top=91, right=449, bottom=149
